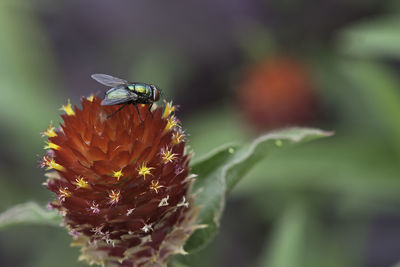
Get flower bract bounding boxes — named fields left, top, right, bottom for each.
left=41, top=96, right=199, bottom=267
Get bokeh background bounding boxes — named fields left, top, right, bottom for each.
left=1, top=0, right=400, bottom=266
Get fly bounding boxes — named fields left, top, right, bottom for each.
left=91, top=73, right=161, bottom=123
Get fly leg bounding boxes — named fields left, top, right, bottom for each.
left=135, top=103, right=144, bottom=126
left=107, top=103, right=128, bottom=119
left=148, top=103, right=153, bottom=119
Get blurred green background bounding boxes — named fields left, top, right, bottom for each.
left=1, top=0, right=400, bottom=266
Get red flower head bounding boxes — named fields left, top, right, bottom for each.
left=238, top=56, right=318, bottom=130
left=41, top=96, right=199, bottom=266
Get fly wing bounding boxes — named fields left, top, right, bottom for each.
left=101, top=88, right=138, bottom=106
left=91, top=74, right=129, bottom=87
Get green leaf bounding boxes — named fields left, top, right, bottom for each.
left=0, top=202, right=61, bottom=229
left=257, top=198, right=363, bottom=267
left=259, top=200, right=309, bottom=267
left=0, top=2, right=61, bottom=164
left=235, top=137, right=400, bottom=215
left=185, top=128, right=333, bottom=253
left=338, top=60, right=400, bottom=153
left=337, top=15, right=400, bottom=59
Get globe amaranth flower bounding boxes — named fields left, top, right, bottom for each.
left=238, top=56, right=318, bottom=130
left=41, top=96, right=200, bottom=267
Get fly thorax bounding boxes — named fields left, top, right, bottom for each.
left=134, top=84, right=147, bottom=94
left=127, top=85, right=135, bottom=91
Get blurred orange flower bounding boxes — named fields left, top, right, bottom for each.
left=238, top=56, right=318, bottom=130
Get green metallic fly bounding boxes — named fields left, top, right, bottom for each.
left=91, top=74, right=161, bottom=122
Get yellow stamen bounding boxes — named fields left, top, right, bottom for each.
left=86, top=94, right=95, bottom=102
left=149, top=180, right=163, bottom=194
left=162, top=101, right=176, bottom=119
left=112, top=169, right=123, bottom=181
left=45, top=157, right=65, bottom=172
left=60, top=99, right=75, bottom=116
left=44, top=141, right=60, bottom=150
left=74, top=176, right=90, bottom=189
left=151, top=255, right=158, bottom=263
left=161, top=147, right=177, bottom=164
left=42, top=122, right=57, bottom=138
left=108, top=190, right=121, bottom=204
left=171, top=131, right=184, bottom=145
left=164, top=116, right=179, bottom=132
left=59, top=187, right=71, bottom=201
left=137, top=163, right=154, bottom=180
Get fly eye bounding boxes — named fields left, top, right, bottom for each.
left=153, top=89, right=160, bottom=101
left=151, top=85, right=160, bottom=101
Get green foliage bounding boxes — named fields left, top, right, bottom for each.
left=1, top=1, right=399, bottom=266
left=184, top=128, right=332, bottom=253
left=338, top=60, right=400, bottom=155
left=0, top=202, right=60, bottom=229
left=259, top=201, right=309, bottom=267
left=337, top=15, right=400, bottom=59
left=237, top=22, right=276, bottom=62
left=0, top=2, right=60, bottom=156
left=237, top=135, right=400, bottom=212
left=186, top=105, right=246, bottom=159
